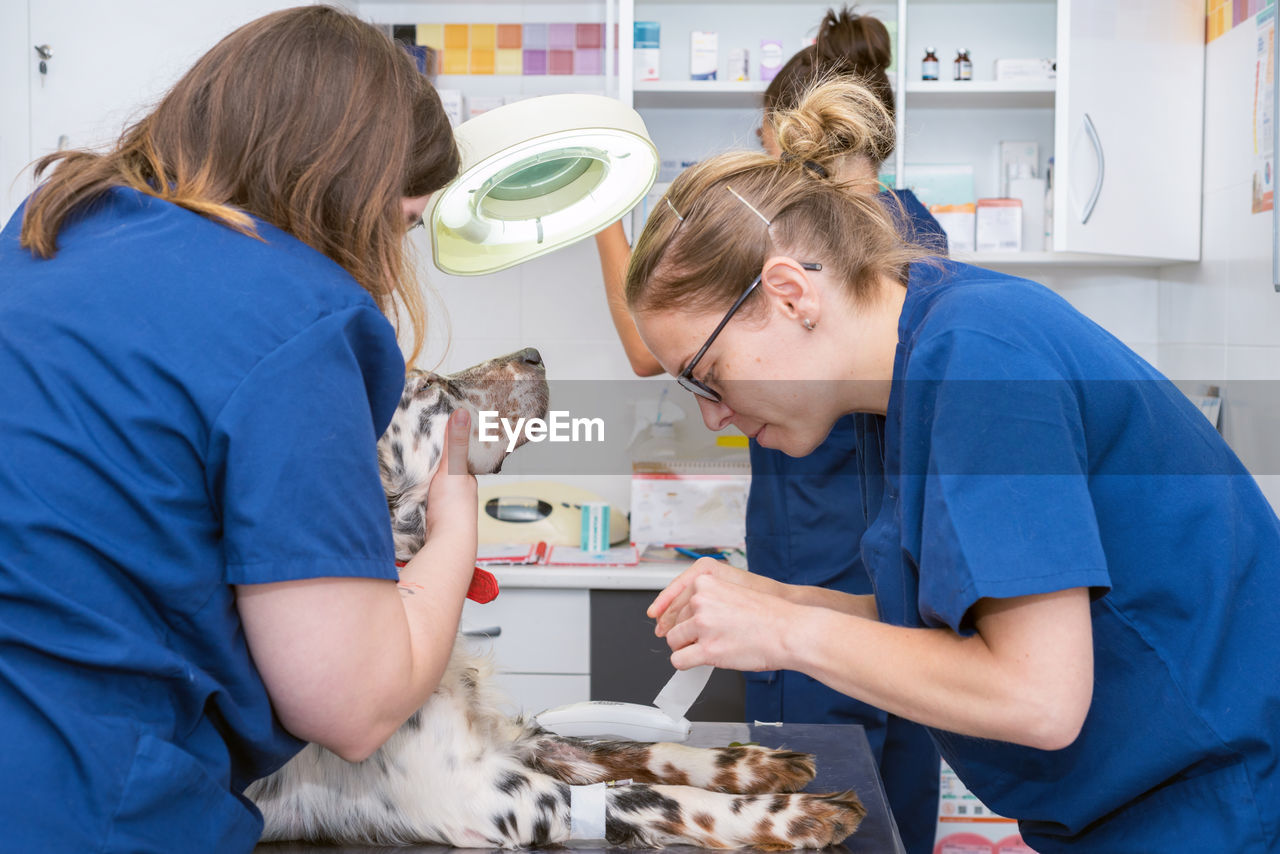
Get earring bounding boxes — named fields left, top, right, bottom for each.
left=802, top=318, right=816, bottom=331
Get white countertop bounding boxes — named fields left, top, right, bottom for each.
left=486, top=560, right=688, bottom=590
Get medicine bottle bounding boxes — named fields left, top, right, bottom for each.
left=922, top=47, right=939, bottom=81
left=954, top=49, right=972, bottom=81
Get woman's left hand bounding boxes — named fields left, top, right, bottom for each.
left=659, top=569, right=800, bottom=672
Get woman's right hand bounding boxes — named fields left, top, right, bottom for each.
left=648, top=557, right=785, bottom=638
left=424, top=408, right=478, bottom=537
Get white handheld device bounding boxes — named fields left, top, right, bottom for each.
left=534, top=664, right=715, bottom=743
left=535, top=700, right=692, bottom=742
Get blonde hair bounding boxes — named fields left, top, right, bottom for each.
left=626, top=77, right=934, bottom=317
left=19, top=6, right=459, bottom=366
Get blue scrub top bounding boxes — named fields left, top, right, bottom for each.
left=745, top=188, right=945, bottom=854
left=745, top=187, right=948, bottom=710
left=0, top=188, right=405, bottom=853
left=853, top=259, right=1280, bottom=852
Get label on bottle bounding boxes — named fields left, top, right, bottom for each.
left=923, top=59, right=939, bottom=80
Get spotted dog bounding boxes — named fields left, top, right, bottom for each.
left=247, top=349, right=866, bottom=849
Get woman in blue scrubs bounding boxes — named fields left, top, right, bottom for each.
left=0, top=9, right=474, bottom=853
left=596, top=10, right=943, bottom=851
left=625, top=77, right=1280, bottom=852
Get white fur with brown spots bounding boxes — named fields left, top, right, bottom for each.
left=246, top=349, right=865, bottom=848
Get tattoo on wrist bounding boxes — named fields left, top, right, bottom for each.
left=398, top=581, right=428, bottom=596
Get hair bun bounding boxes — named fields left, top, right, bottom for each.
left=816, top=7, right=892, bottom=76
left=771, top=76, right=896, bottom=170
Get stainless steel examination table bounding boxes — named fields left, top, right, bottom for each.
left=254, top=722, right=907, bottom=854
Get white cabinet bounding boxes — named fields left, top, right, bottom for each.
left=1, top=0, right=296, bottom=223
left=460, top=587, right=591, bottom=717
left=1051, top=0, right=1204, bottom=261
left=618, top=0, right=1204, bottom=266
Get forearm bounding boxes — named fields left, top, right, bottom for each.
left=386, top=521, right=476, bottom=714
left=595, top=222, right=663, bottom=376
left=778, top=592, right=1090, bottom=750
left=779, top=583, right=878, bottom=620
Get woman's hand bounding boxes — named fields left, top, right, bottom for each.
left=655, top=568, right=802, bottom=672
left=648, top=557, right=783, bottom=636
left=424, top=408, right=478, bottom=539
left=648, top=559, right=796, bottom=671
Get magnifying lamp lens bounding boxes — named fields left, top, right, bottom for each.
left=488, top=156, right=594, bottom=201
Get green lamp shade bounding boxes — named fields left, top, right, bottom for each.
left=431, top=94, right=658, bottom=276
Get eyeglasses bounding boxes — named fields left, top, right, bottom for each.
left=677, top=261, right=822, bottom=403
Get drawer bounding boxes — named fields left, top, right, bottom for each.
left=488, top=673, right=591, bottom=718
left=460, top=588, right=589, bottom=674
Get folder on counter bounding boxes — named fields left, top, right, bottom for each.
left=476, top=542, right=545, bottom=565
left=545, top=544, right=639, bottom=566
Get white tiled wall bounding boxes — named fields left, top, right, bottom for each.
left=1156, top=19, right=1280, bottom=509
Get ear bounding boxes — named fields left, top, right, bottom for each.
left=759, top=256, right=822, bottom=326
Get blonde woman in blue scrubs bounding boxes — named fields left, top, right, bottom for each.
left=596, top=10, right=944, bottom=852
left=627, top=77, right=1280, bottom=853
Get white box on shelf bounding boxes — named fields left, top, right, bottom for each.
left=727, top=47, right=749, bottom=81
left=1007, top=176, right=1047, bottom=258
left=994, top=58, right=1056, bottom=81
left=437, top=89, right=464, bottom=126
left=634, top=21, right=660, bottom=82
left=760, top=39, right=783, bottom=81
left=998, top=141, right=1038, bottom=197
left=929, top=203, right=976, bottom=253
left=975, top=199, right=1023, bottom=252
left=467, top=95, right=506, bottom=121
left=690, top=31, right=718, bottom=80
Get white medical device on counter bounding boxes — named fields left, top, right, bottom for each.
left=430, top=93, right=659, bottom=275
left=535, top=665, right=714, bottom=742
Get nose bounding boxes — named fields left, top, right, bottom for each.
left=696, top=396, right=735, bottom=431
left=516, top=347, right=543, bottom=367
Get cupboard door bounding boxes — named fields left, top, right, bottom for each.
left=24, top=1, right=293, bottom=184
left=1054, top=0, right=1204, bottom=261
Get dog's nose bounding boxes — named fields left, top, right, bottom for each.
left=516, top=348, right=543, bottom=367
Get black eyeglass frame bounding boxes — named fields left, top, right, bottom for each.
left=677, top=261, right=823, bottom=402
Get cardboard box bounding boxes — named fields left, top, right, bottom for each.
left=929, top=203, right=976, bottom=253
left=691, top=31, right=718, bottom=80
left=994, top=57, right=1056, bottom=81
left=975, top=198, right=1023, bottom=252
left=634, top=21, right=660, bottom=81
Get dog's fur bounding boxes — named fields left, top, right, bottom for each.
left=246, top=349, right=866, bottom=849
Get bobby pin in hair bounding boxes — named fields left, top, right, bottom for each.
left=665, top=198, right=685, bottom=221
left=725, top=185, right=771, bottom=227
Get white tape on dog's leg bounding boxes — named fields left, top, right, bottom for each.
left=569, top=783, right=607, bottom=840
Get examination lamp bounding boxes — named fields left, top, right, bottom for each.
left=430, top=93, right=659, bottom=276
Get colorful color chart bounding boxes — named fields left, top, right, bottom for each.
left=1208, top=0, right=1276, bottom=42
left=413, top=22, right=609, bottom=76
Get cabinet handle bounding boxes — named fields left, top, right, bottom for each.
left=461, top=625, right=502, bottom=638
left=1081, top=113, right=1105, bottom=225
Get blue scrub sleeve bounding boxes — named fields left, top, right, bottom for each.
left=207, top=305, right=404, bottom=584
left=899, top=327, right=1112, bottom=633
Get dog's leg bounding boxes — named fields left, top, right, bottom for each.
left=522, top=734, right=817, bottom=794
left=603, top=783, right=866, bottom=849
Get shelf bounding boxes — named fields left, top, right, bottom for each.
left=956, top=250, right=1167, bottom=268
left=905, top=79, right=1055, bottom=109
left=633, top=80, right=767, bottom=109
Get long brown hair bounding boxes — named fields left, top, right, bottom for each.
left=763, top=6, right=895, bottom=164
left=626, top=78, right=931, bottom=318
left=19, top=5, right=458, bottom=364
